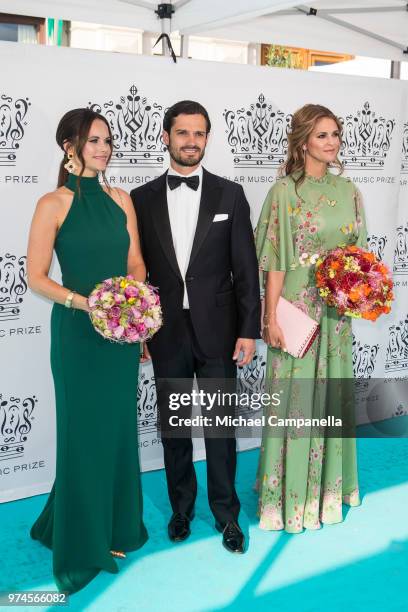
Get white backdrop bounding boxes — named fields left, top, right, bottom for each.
left=0, top=41, right=407, bottom=502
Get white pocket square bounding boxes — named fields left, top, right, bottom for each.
left=213, top=214, right=228, bottom=222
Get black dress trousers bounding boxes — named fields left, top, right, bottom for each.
left=151, top=310, right=240, bottom=525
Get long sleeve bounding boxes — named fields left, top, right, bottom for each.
left=255, top=179, right=296, bottom=289
left=230, top=185, right=261, bottom=339
left=352, top=184, right=368, bottom=249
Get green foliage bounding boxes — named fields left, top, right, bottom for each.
left=266, top=44, right=301, bottom=69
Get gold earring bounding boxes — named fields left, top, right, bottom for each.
left=64, top=152, right=77, bottom=174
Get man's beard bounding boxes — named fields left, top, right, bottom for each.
left=168, top=142, right=206, bottom=167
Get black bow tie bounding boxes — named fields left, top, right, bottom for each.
left=168, top=174, right=200, bottom=191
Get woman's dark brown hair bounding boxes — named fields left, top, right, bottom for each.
left=284, top=103, right=343, bottom=193
left=56, top=108, right=113, bottom=188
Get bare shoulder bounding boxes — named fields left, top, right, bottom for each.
left=115, top=186, right=133, bottom=205
left=107, top=186, right=133, bottom=208
left=35, top=187, right=72, bottom=213
left=103, top=186, right=135, bottom=220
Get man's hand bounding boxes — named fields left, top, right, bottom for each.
left=233, top=338, right=256, bottom=367
left=140, top=342, right=151, bottom=363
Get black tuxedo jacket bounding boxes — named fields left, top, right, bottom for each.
left=130, top=168, right=260, bottom=360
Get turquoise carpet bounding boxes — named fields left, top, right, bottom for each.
left=0, top=436, right=407, bottom=612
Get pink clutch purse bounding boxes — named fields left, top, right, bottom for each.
left=261, top=297, right=319, bottom=358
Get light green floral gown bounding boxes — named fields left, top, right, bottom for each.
left=255, top=171, right=367, bottom=533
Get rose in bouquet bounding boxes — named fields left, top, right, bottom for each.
left=88, top=275, right=163, bottom=343
left=314, top=245, right=393, bottom=321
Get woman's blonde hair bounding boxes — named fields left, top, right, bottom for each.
left=283, top=103, right=343, bottom=192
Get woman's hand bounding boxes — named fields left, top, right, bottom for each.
left=73, top=294, right=91, bottom=313
left=262, top=271, right=286, bottom=351
left=140, top=342, right=151, bottom=363
left=262, top=318, right=287, bottom=351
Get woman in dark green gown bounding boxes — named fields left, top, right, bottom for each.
left=27, top=108, right=148, bottom=593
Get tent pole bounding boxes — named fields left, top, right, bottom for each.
left=391, top=60, right=401, bottom=79
left=120, top=0, right=158, bottom=8
left=161, top=17, right=171, bottom=57
left=296, top=5, right=408, bottom=57
left=180, top=34, right=189, bottom=58
left=156, top=3, right=175, bottom=57
left=248, top=43, right=261, bottom=66
left=174, top=0, right=194, bottom=7
left=276, top=6, right=407, bottom=17
left=142, top=31, right=153, bottom=55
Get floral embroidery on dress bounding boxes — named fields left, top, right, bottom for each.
left=341, top=222, right=355, bottom=235
left=343, top=487, right=361, bottom=506
left=255, top=174, right=366, bottom=533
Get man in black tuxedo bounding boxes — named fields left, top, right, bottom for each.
left=131, top=100, right=260, bottom=553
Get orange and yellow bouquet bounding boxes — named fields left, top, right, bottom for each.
left=315, top=245, right=393, bottom=321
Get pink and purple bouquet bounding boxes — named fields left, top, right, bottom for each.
left=88, top=275, right=163, bottom=343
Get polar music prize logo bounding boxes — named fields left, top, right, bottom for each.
left=0, top=393, right=37, bottom=461
left=367, top=234, right=387, bottom=261
left=386, top=316, right=408, bottom=373
left=88, top=85, right=166, bottom=169
left=0, top=93, right=31, bottom=167
left=339, top=101, right=395, bottom=170
left=394, top=223, right=408, bottom=275
left=137, top=371, right=158, bottom=439
left=223, top=94, right=292, bottom=170
left=401, top=121, right=408, bottom=174
left=352, top=337, right=379, bottom=379
left=0, top=254, right=28, bottom=322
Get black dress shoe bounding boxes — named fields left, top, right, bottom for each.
left=168, top=512, right=192, bottom=542
left=215, top=520, right=245, bottom=554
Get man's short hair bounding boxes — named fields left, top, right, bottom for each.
left=163, top=100, right=211, bottom=134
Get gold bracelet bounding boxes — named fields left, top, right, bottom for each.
left=64, top=291, right=75, bottom=308
left=263, top=315, right=276, bottom=324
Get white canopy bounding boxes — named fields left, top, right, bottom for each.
left=194, top=1, right=408, bottom=63
left=1, top=0, right=407, bottom=62
left=0, top=0, right=159, bottom=29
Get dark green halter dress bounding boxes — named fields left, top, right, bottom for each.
left=30, top=174, right=148, bottom=593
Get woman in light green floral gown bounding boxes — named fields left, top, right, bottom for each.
left=255, top=104, right=368, bottom=533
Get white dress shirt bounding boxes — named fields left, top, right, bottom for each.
left=167, top=165, right=203, bottom=308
